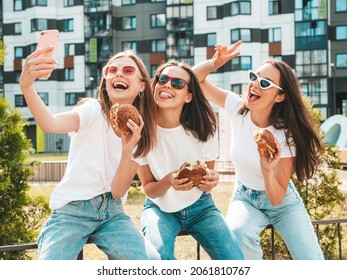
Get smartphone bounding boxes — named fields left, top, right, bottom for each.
left=36, top=29, right=59, bottom=57
left=36, top=29, right=59, bottom=78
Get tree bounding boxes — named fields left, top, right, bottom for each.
left=0, top=97, right=49, bottom=260
left=261, top=98, right=346, bottom=259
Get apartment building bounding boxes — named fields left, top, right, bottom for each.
left=0, top=0, right=346, bottom=156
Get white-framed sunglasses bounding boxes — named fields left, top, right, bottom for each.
left=248, top=70, right=283, bottom=92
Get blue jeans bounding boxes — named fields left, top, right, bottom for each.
left=226, top=180, right=324, bottom=260
left=38, top=192, right=160, bottom=260
left=141, top=193, right=244, bottom=260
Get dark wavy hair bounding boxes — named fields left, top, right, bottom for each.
left=153, top=61, right=217, bottom=142
left=239, top=59, right=323, bottom=181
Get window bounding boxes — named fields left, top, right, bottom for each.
left=336, top=0, right=347, bottom=12
left=269, top=27, right=281, bottom=42
left=14, top=23, right=22, bottom=35
left=151, top=39, right=166, bottom=52
left=207, top=33, right=217, bottom=47
left=29, top=44, right=37, bottom=54
left=269, top=0, right=280, bottom=15
left=122, top=41, right=137, bottom=51
left=231, top=84, right=242, bottom=94
left=296, top=50, right=327, bottom=77
left=31, top=0, right=47, bottom=6
left=122, top=0, right=136, bottom=5
left=231, top=1, right=251, bottom=15
left=65, top=68, right=74, bottom=81
left=122, top=17, right=136, bottom=30
left=231, top=28, right=251, bottom=43
left=150, top=64, right=159, bottom=77
left=151, top=14, right=166, bottom=28
left=231, top=56, right=252, bottom=70
left=299, top=77, right=328, bottom=108
left=65, top=93, right=77, bottom=106
left=64, top=0, right=75, bottom=7
left=272, top=55, right=283, bottom=61
left=14, top=0, right=23, bottom=11
left=38, top=92, right=49, bottom=105
left=207, top=6, right=218, bottom=20
left=31, top=19, right=48, bottom=32
left=63, top=19, right=74, bottom=32
left=336, top=25, right=347, bottom=40
left=65, top=44, right=75, bottom=56
left=15, top=47, right=24, bottom=59
left=15, top=95, right=27, bottom=107
left=336, top=53, right=347, bottom=68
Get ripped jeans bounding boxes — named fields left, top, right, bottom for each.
left=226, top=180, right=324, bottom=260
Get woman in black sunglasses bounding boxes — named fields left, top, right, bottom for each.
left=193, top=41, right=324, bottom=260
left=137, top=61, right=244, bottom=260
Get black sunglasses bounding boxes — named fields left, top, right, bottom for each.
left=248, top=70, right=283, bottom=91
left=155, top=74, right=188, bottom=90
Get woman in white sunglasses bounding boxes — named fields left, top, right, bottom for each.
left=193, top=41, right=324, bottom=260
left=19, top=48, right=160, bottom=260
left=137, top=61, right=244, bottom=260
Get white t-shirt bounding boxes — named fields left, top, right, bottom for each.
left=225, top=92, right=296, bottom=191
left=50, top=99, right=132, bottom=209
left=141, top=125, right=218, bottom=213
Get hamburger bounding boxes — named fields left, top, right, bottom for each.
left=173, top=160, right=210, bottom=186
left=253, top=129, right=277, bottom=160
left=110, top=103, right=141, bottom=135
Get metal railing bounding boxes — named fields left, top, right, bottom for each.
left=1, top=218, right=346, bottom=260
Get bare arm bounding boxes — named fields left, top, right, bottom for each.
left=259, top=140, right=294, bottom=206
left=192, top=41, right=242, bottom=108
left=112, top=118, right=144, bottom=198
left=138, top=165, right=194, bottom=199
left=197, top=160, right=220, bottom=194
left=19, top=47, right=79, bottom=133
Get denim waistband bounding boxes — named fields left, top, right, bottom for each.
left=236, top=180, right=266, bottom=194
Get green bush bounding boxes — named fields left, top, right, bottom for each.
left=261, top=99, right=346, bottom=260
left=0, top=98, right=49, bottom=260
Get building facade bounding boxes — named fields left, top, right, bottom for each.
left=0, top=0, right=346, bottom=157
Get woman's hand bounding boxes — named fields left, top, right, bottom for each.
left=19, top=47, right=57, bottom=89
left=120, top=115, right=144, bottom=154
left=258, top=138, right=281, bottom=174
left=198, top=169, right=219, bottom=194
left=170, top=173, right=194, bottom=191
left=211, top=41, right=242, bottom=71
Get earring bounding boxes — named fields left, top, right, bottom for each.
left=138, top=91, right=144, bottom=99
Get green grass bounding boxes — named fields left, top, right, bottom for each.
left=29, top=153, right=68, bottom=162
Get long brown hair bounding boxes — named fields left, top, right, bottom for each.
left=96, top=50, right=157, bottom=157
left=240, top=59, right=323, bottom=181
left=153, top=61, right=217, bottom=142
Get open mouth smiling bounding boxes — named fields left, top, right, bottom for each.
left=112, top=81, right=128, bottom=90
left=159, top=91, right=174, bottom=99
left=249, top=91, right=260, bottom=102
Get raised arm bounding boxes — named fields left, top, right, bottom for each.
left=19, top=47, right=79, bottom=133
left=111, top=117, right=144, bottom=198
left=192, top=41, right=242, bottom=108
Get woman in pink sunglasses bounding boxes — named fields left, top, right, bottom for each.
left=193, top=41, right=324, bottom=260
left=19, top=48, right=160, bottom=260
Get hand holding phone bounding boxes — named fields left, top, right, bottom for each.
left=36, top=29, right=59, bottom=78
